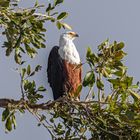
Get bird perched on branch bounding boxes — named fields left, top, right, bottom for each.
left=47, top=31, right=82, bottom=100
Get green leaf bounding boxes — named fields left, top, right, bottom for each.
left=35, top=0, right=38, bottom=7
left=108, top=78, right=120, bottom=89
left=96, top=77, right=104, bottom=90
left=30, top=72, right=35, bottom=77
left=57, top=12, right=68, bottom=20
left=35, top=94, right=44, bottom=99
left=128, top=89, right=140, bottom=101
left=41, top=43, right=46, bottom=48
left=56, top=21, right=62, bottom=29
left=21, top=61, right=26, bottom=65
left=11, top=115, right=17, bottom=129
left=58, top=123, right=63, bottom=129
left=19, top=109, right=25, bottom=114
left=5, top=118, right=12, bottom=131
left=114, top=50, right=127, bottom=60
left=66, top=129, right=71, bottom=137
left=102, top=68, right=111, bottom=78
left=86, top=47, right=98, bottom=65
left=2, top=108, right=10, bottom=122
left=35, top=65, right=42, bottom=72
left=25, top=44, right=37, bottom=58
left=14, top=53, right=21, bottom=64
left=61, top=22, right=72, bottom=30
left=55, top=0, right=64, bottom=6
left=50, top=118, right=54, bottom=123
left=83, top=71, right=95, bottom=87
left=113, top=70, right=123, bottom=77
left=125, top=76, right=133, bottom=87
left=30, top=9, right=36, bottom=15
left=27, top=65, right=31, bottom=75
left=129, top=85, right=139, bottom=89
left=19, top=47, right=25, bottom=53
left=74, top=84, right=82, bottom=97
left=46, top=3, right=51, bottom=12
left=38, top=86, right=46, bottom=92
left=116, top=42, right=125, bottom=51
left=23, top=80, right=29, bottom=91
left=86, top=47, right=92, bottom=58
left=46, top=16, right=55, bottom=22
left=22, top=68, right=26, bottom=78
left=40, top=115, right=46, bottom=122
left=6, top=47, right=13, bottom=56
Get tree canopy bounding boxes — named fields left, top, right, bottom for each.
left=0, top=0, right=140, bottom=140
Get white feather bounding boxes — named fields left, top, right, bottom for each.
left=58, top=33, right=80, bottom=64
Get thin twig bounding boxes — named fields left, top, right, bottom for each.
left=25, top=104, right=55, bottom=139
left=85, top=86, right=94, bottom=101
left=20, top=73, right=25, bottom=99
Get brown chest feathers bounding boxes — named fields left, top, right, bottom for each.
left=63, top=60, right=82, bottom=97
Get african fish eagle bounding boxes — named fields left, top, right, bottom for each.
left=47, top=31, right=82, bottom=100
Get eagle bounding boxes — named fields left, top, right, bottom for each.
left=47, top=31, right=82, bottom=100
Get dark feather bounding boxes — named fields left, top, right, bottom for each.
left=47, top=46, right=67, bottom=100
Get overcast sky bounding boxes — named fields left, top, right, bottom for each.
left=0, top=0, right=140, bottom=139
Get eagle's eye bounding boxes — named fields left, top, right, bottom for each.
left=68, top=32, right=73, bottom=35
left=69, top=32, right=76, bottom=37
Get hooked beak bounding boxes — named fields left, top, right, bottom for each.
left=75, top=34, right=79, bottom=37
left=68, top=31, right=79, bottom=38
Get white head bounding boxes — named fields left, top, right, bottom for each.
left=59, top=31, right=79, bottom=46
left=58, top=31, right=80, bottom=64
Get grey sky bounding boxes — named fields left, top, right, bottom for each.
left=0, top=0, right=140, bottom=139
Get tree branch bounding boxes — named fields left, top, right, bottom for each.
left=0, top=97, right=66, bottom=110
left=0, top=97, right=124, bottom=111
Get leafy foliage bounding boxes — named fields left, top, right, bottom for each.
left=20, top=65, right=46, bottom=103
left=0, top=0, right=71, bottom=64
left=0, top=0, right=140, bottom=140
left=2, top=108, right=16, bottom=132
